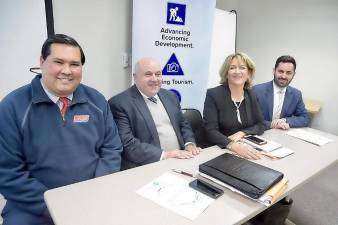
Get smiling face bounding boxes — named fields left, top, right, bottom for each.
left=134, top=58, right=162, bottom=97
left=227, top=58, right=251, bottom=87
left=273, top=62, right=295, bottom=88
left=40, top=43, right=82, bottom=97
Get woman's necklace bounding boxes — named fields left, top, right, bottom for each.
left=231, top=96, right=244, bottom=124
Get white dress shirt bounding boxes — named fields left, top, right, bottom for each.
left=272, top=82, right=286, bottom=120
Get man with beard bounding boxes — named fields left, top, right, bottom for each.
left=253, top=55, right=309, bottom=130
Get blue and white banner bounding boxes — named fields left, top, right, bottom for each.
left=132, top=0, right=216, bottom=112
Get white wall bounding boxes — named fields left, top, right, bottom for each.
left=53, top=0, right=133, bottom=99
left=0, top=0, right=47, bottom=100
left=216, top=0, right=338, bottom=135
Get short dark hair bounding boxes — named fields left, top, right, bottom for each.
left=41, top=34, right=85, bottom=65
left=274, top=55, right=296, bottom=71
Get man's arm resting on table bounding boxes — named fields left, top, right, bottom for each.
left=95, top=105, right=123, bottom=176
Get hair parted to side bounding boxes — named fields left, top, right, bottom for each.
left=219, top=52, right=256, bottom=89
left=41, top=34, right=86, bottom=65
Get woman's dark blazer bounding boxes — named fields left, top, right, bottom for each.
left=203, top=84, right=265, bottom=148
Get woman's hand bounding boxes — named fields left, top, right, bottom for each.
left=228, top=131, right=246, bottom=142
left=230, top=142, right=261, bottom=160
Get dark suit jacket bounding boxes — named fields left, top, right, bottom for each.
left=203, top=84, right=265, bottom=148
left=253, top=81, right=310, bottom=129
left=108, top=85, right=195, bottom=169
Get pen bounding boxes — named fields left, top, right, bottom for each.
left=172, top=169, right=194, bottom=177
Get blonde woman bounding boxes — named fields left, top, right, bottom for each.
left=203, top=52, right=265, bottom=159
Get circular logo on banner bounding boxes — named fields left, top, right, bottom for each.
left=169, top=89, right=181, bottom=102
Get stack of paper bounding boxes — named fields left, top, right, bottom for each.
left=286, top=129, right=333, bottom=146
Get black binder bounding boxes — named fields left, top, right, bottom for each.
left=199, top=153, right=284, bottom=199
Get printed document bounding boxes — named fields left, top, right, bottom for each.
left=286, top=129, right=333, bottom=146
left=136, top=172, right=214, bottom=220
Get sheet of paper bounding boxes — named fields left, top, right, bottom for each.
left=267, top=147, right=294, bottom=159
left=286, top=129, right=333, bottom=146
left=136, top=172, right=214, bottom=220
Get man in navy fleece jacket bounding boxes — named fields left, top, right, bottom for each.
left=0, top=34, right=122, bottom=225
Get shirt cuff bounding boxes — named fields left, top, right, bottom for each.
left=160, top=151, right=164, bottom=161
left=184, top=142, right=195, bottom=146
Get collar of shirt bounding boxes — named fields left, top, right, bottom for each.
left=273, top=81, right=286, bottom=95
left=40, top=79, right=73, bottom=103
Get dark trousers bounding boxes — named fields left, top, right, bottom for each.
left=250, top=197, right=293, bottom=225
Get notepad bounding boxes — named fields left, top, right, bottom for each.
left=242, top=136, right=282, bottom=152
left=262, top=147, right=294, bottom=159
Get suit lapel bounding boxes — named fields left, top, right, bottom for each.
left=281, top=87, right=292, bottom=118
left=267, top=81, right=274, bottom=120
left=244, top=90, right=253, bottom=124
left=131, top=86, right=160, bottom=146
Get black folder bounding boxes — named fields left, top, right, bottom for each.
left=199, top=153, right=284, bottom=199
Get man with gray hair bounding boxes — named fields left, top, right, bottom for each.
left=109, top=57, right=200, bottom=170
